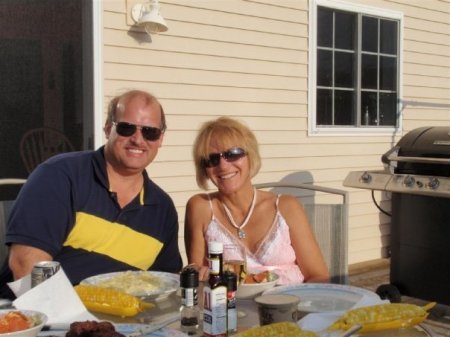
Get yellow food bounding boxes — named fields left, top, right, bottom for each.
left=75, top=284, right=154, bottom=317
left=234, top=322, right=317, bottom=337
left=94, top=271, right=161, bottom=294
left=328, top=302, right=436, bottom=333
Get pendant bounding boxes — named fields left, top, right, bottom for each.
left=238, top=228, right=246, bottom=239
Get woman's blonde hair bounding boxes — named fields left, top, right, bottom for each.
left=193, top=117, right=261, bottom=189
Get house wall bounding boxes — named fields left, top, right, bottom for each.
left=101, top=0, right=450, bottom=266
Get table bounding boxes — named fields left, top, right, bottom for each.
left=92, top=293, right=437, bottom=337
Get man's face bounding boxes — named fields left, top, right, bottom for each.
left=104, top=95, right=164, bottom=175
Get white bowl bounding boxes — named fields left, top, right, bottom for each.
left=0, top=310, right=47, bottom=337
left=236, top=274, right=279, bottom=299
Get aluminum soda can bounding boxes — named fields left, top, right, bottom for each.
left=31, top=261, right=60, bottom=287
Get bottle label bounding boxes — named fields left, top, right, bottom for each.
left=203, top=285, right=227, bottom=337
left=209, top=256, right=221, bottom=275
left=227, top=290, right=237, bottom=333
left=181, top=288, right=197, bottom=307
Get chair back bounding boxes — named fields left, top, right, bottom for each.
left=20, top=127, right=74, bottom=174
left=0, top=179, right=26, bottom=266
left=254, top=182, right=349, bottom=284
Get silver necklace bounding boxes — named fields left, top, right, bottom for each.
left=221, top=188, right=257, bottom=239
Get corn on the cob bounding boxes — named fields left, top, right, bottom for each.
left=234, top=322, right=317, bottom=337
left=328, top=302, right=436, bottom=332
left=74, top=284, right=154, bottom=317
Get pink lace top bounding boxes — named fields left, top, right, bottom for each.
left=204, top=194, right=304, bottom=285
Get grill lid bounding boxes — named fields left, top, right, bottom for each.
left=382, top=126, right=450, bottom=177
left=397, top=126, right=450, bottom=158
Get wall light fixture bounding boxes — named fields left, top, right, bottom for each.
left=131, top=0, right=168, bottom=35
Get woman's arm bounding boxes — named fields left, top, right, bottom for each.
left=279, top=195, right=330, bottom=283
left=184, top=194, right=210, bottom=281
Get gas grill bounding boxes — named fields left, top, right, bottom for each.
left=344, top=126, right=450, bottom=305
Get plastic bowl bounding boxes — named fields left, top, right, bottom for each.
left=236, top=274, right=279, bottom=299
left=0, top=310, right=47, bottom=337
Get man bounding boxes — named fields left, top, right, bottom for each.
left=1, top=90, right=182, bottom=297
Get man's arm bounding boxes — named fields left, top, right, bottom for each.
left=9, top=244, right=52, bottom=280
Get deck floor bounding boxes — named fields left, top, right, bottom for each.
left=348, top=259, right=450, bottom=337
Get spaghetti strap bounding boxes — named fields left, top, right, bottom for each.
left=207, top=193, right=216, bottom=219
left=275, top=194, right=281, bottom=209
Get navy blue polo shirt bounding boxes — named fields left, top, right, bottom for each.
left=6, top=147, right=182, bottom=284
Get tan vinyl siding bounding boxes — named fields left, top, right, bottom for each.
left=101, top=0, right=450, bottom=266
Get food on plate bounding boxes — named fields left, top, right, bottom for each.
left=92, top=271, right=161, bottom=295
left=234, top=321, right=317, bottom=337
left=243, top=271, right=276, bottom=284
left=328, top=302, right=436, bottom=332
left=0, top=311, right=33, bottom=333
left=75, top=285, right=154, bottom=317
left=66, top=321, right=124, bottom=337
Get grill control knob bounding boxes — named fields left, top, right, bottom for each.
left=428, top=177, right=440, bottom=190
left=360, top=172, right=372, bottom=184
left=403, top=176, right=415, bottom=187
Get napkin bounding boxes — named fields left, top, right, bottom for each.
left=8, top=268, right=98, bottom=326
left=298, top=293, right=389, bottom=333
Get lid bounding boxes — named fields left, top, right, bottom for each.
left=391, top=126, right=450, bottom=177
left=254, top=294, right=300, bottom=308
left=180, top=266, right=199, bottom=288
left=223, top=270, right=237, bottom=291
left=208, top=241, right=223, bottom=254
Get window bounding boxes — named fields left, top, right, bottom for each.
left=309, top=0, right=402, bottom=135
left=0, top=0, right=96, bottom=201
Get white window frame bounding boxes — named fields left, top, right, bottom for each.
left=308, top=0, right=404, bottom=137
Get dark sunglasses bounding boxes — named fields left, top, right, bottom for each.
left=202, top=147, right=247, bottom=168
left=112, top=121, right=162, bottom=141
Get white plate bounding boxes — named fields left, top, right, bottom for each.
left=262, top=283, right=380, bottom=313
left=80, top=271, right=179, bottom=301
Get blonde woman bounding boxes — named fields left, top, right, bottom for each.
left=184, top=117, right=329, bottom=284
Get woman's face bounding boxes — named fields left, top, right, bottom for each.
left=205, top=138, right=251, bottom=194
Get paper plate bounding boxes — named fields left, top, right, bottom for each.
left=80, top=271, right=179, bottom=301
left=262, top=283, right=380, bottom=314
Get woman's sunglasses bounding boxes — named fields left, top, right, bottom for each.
left=202, top=147, right=247, bottom=168
left=112, top=121, right=162, bottom=141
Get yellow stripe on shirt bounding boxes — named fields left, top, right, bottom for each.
left=63, top=212, right=163, bottom=270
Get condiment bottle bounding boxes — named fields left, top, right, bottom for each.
left=202, top=241, right=227, bottom=337
left=224, top=270, right=237, bottom=334
left=180, top=265, right=200, bottom=335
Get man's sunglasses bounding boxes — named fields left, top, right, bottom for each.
left=112, top=121, right=162, bottom=141
left=202, top=147, right=247, bottom=168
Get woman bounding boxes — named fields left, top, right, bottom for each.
left=184, top=117, right=329, bottom=284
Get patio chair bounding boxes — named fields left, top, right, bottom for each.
left=0, top=179, right=26, bottom=266
left=254, top=182, right=349, bottom=284
left=20, top=127, right=75, bottom=174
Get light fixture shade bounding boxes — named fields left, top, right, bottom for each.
left=132, top=0, right=168, bottom=34
left=139, top=8, right=168, bottom=34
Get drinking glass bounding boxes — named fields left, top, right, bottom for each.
left=223, top=243, right=247, bottom=285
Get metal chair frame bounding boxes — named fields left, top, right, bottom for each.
left=254, top=182, right=349, bottom=284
